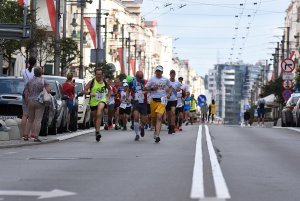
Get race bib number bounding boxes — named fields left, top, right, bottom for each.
left=120, top=103, right=127, bottom=109
left=95, top=92, right=105, bottom=100
left=135, top=92, right=144, bottom=103
left=161, top=96, right=167, bottom=105
left=185, top=101, right=190, bottom=105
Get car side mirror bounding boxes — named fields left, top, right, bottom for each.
left=50, top=91, right=56, bottom=96
left=62, top=95, right=68, bottom=100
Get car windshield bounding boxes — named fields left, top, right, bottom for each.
left=0, top=79, right=24, bottom=94
left=75, top=82, right=83, bottom=93
left=48, top=81, right=59, bottom=97
left=44, top=77, right=65, bottom=85
left=288, top=96, right=300, bottom=105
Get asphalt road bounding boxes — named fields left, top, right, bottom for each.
left=0, top=124, right=300, bottom=201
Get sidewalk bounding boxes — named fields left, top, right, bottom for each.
left=0, top=128, right=95, bottom=149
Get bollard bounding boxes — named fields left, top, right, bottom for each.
left=5, top=119, right=21, bottom=140
left=0, top=120, right=10, bottom=141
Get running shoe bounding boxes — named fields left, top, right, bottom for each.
left=122, top=127, right=127, bottom=131
left=95, top=132, right=101, bottom=142
left=104, top=124, right=108, bottom=130
left=155, top=136, right=160, bottom=143
left=134, top=135, right=140, bottom=141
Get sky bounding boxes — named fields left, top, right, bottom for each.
left=141, top=0, right=291, bottom=77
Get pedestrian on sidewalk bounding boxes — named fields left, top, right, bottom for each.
left=200, top=102, right=208, bottom=123
left=21, top=57, right=36, bottom=139
left=244, top=109, right=251, bottom=126
left=84, top=68, right=111, bottom=142
left=24, top=67, right=51, bottom=142
left=145, top=65, right=172, bottom=143
left=208, top=100, right=216, bottom=123
left=62, top=72, right=75, bottom=132
left=256, top=94, right=265, bottom=126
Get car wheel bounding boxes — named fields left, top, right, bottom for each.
left=70, top=110, right=78, bottom=131
left=281, top=114, right=286, bottom=127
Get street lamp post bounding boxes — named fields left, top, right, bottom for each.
left=79, top=0, right=84, bottom=79
left=54, top=0, right=61, bottom=76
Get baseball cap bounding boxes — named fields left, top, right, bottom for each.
left=155, top=65, right=163, bottom=72
left=178, top=77, right=183, bottom=80
left=123, top=82, right=129, bottom=87
left=122, top=79, right=127, bottom=83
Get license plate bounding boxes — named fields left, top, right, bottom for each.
left=0, top=116, right=18, bottom=121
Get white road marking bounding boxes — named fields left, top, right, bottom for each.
left=205, top=125, right=231, bottom=199
left=56, top=128, right=95, bottom=141
left=0, top=189, right=76, bottom=199
left=4, top=152, right=17, bottom=155
left=190, top=126, right=204, bottom=199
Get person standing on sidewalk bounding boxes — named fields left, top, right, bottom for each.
left=21, top=57, right=36, bottom=139
left=166, top=70, right=181, bottom=134
left=256, top=94, right=265, bottom=126
left=129, top=71, right=148, bottom=141
left=62, top=72, right=75, bottom=132
left=145, top=65, right=171, bottom=143
left=209, top=99, right=216, bottom=123
left=24, top=67, right=51, bottom=142
left=84, top=68, right=111, bottom=142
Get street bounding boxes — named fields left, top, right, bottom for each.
left=0, top=124, right=300, bottom=201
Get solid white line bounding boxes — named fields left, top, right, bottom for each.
left=205, top=125, right=231, bottom=199
left=56, top=128, right=95, bottom=141
left=190, top=125, right=204, bottom=199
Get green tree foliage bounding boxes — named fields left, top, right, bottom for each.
left=261, top=77, right=284, bottom=104
left=60, top=37, right=80, bottom=75
left=0, top=1, right=23, bottom=74
left=87, top=62, right=116, bottom=80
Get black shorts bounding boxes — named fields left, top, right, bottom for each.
left=176, top=106, right=184, bottom=115
left=90, top=102, right=107, bottom=111
left=166, top=100, right=177, bottom=112
left=120, top=107, right=131, bottom=115
left=133, top=101, right=148, bottom=116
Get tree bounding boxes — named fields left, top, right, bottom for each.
left=261, top=77, right=284, bottom=104
left=87, top=62, right=116, bottom=80
left=0, top=1, right=23, bottom=75
left=60, top=37, right=80, bottom=75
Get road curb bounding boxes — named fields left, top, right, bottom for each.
left=0, top=128, right=96, bottom=149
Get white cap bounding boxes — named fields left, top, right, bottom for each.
left=155, top=65, right=163, bottom=72
left=122, top=79, right=127, bottom=83
left=123, top=82, right=129, bottom=87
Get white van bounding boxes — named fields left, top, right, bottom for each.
left=75, top=78, right=91, bottom=129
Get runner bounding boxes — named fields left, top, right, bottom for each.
left=189, top=94, right=197, bottom=125
left=184, top=92, right=191, bottom=126
left=166, top=70, right=181, bottom=134
left=129, top=71, right=148, bottom=141
left=175, top=84, right=185, bottom=131
left=145, top=65, right=172, bottom=143
left=84, top=68, right=111, bottom=142
left=105, top=79, right=117, bottom=130
left=119, top=82, right=132, bottom=131
left=113, top=78, right=122, bottom=130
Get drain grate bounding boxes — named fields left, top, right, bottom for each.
left=28, top=157, right=92, bottom=160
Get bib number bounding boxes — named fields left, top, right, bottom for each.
left=177, top=103, right=183, bottom=108
left=135, top=92, right=144, bottom=103
left=95, top=92, right=105, bottom=100
left=161, top=96, right=167, bottom=105
left=120, top=103, right=127, bottom=109
left=185, top=101, right=190, bottom=105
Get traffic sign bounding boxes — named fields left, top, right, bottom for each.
left=282, top=72, right=294, bottom=80
left=282, top=89, right=293, bottom=101
left=281, top=58, right=295, bottom=72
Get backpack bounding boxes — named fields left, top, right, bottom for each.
left=258, top=99, right=265, bottom=109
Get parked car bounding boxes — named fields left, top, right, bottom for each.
left=43, top=75, right=79, bottom=131
left=0, top=77, right=24, bottom=121
left=292, top=96, right=300, bottom=127
left=40, top=80, right=68, bottom=135
left=75, top=78, right=91, bottom=129
left=282, top=93, right=300, bottom=127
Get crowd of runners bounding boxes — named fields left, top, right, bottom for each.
left=84, top=65, right=212, bottom=143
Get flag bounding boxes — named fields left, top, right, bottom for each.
left=18, top=0, right=29, bottom=6
left=36, top=0, right=56, bottom=32
left=84, top=17, right=104, bottom=49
